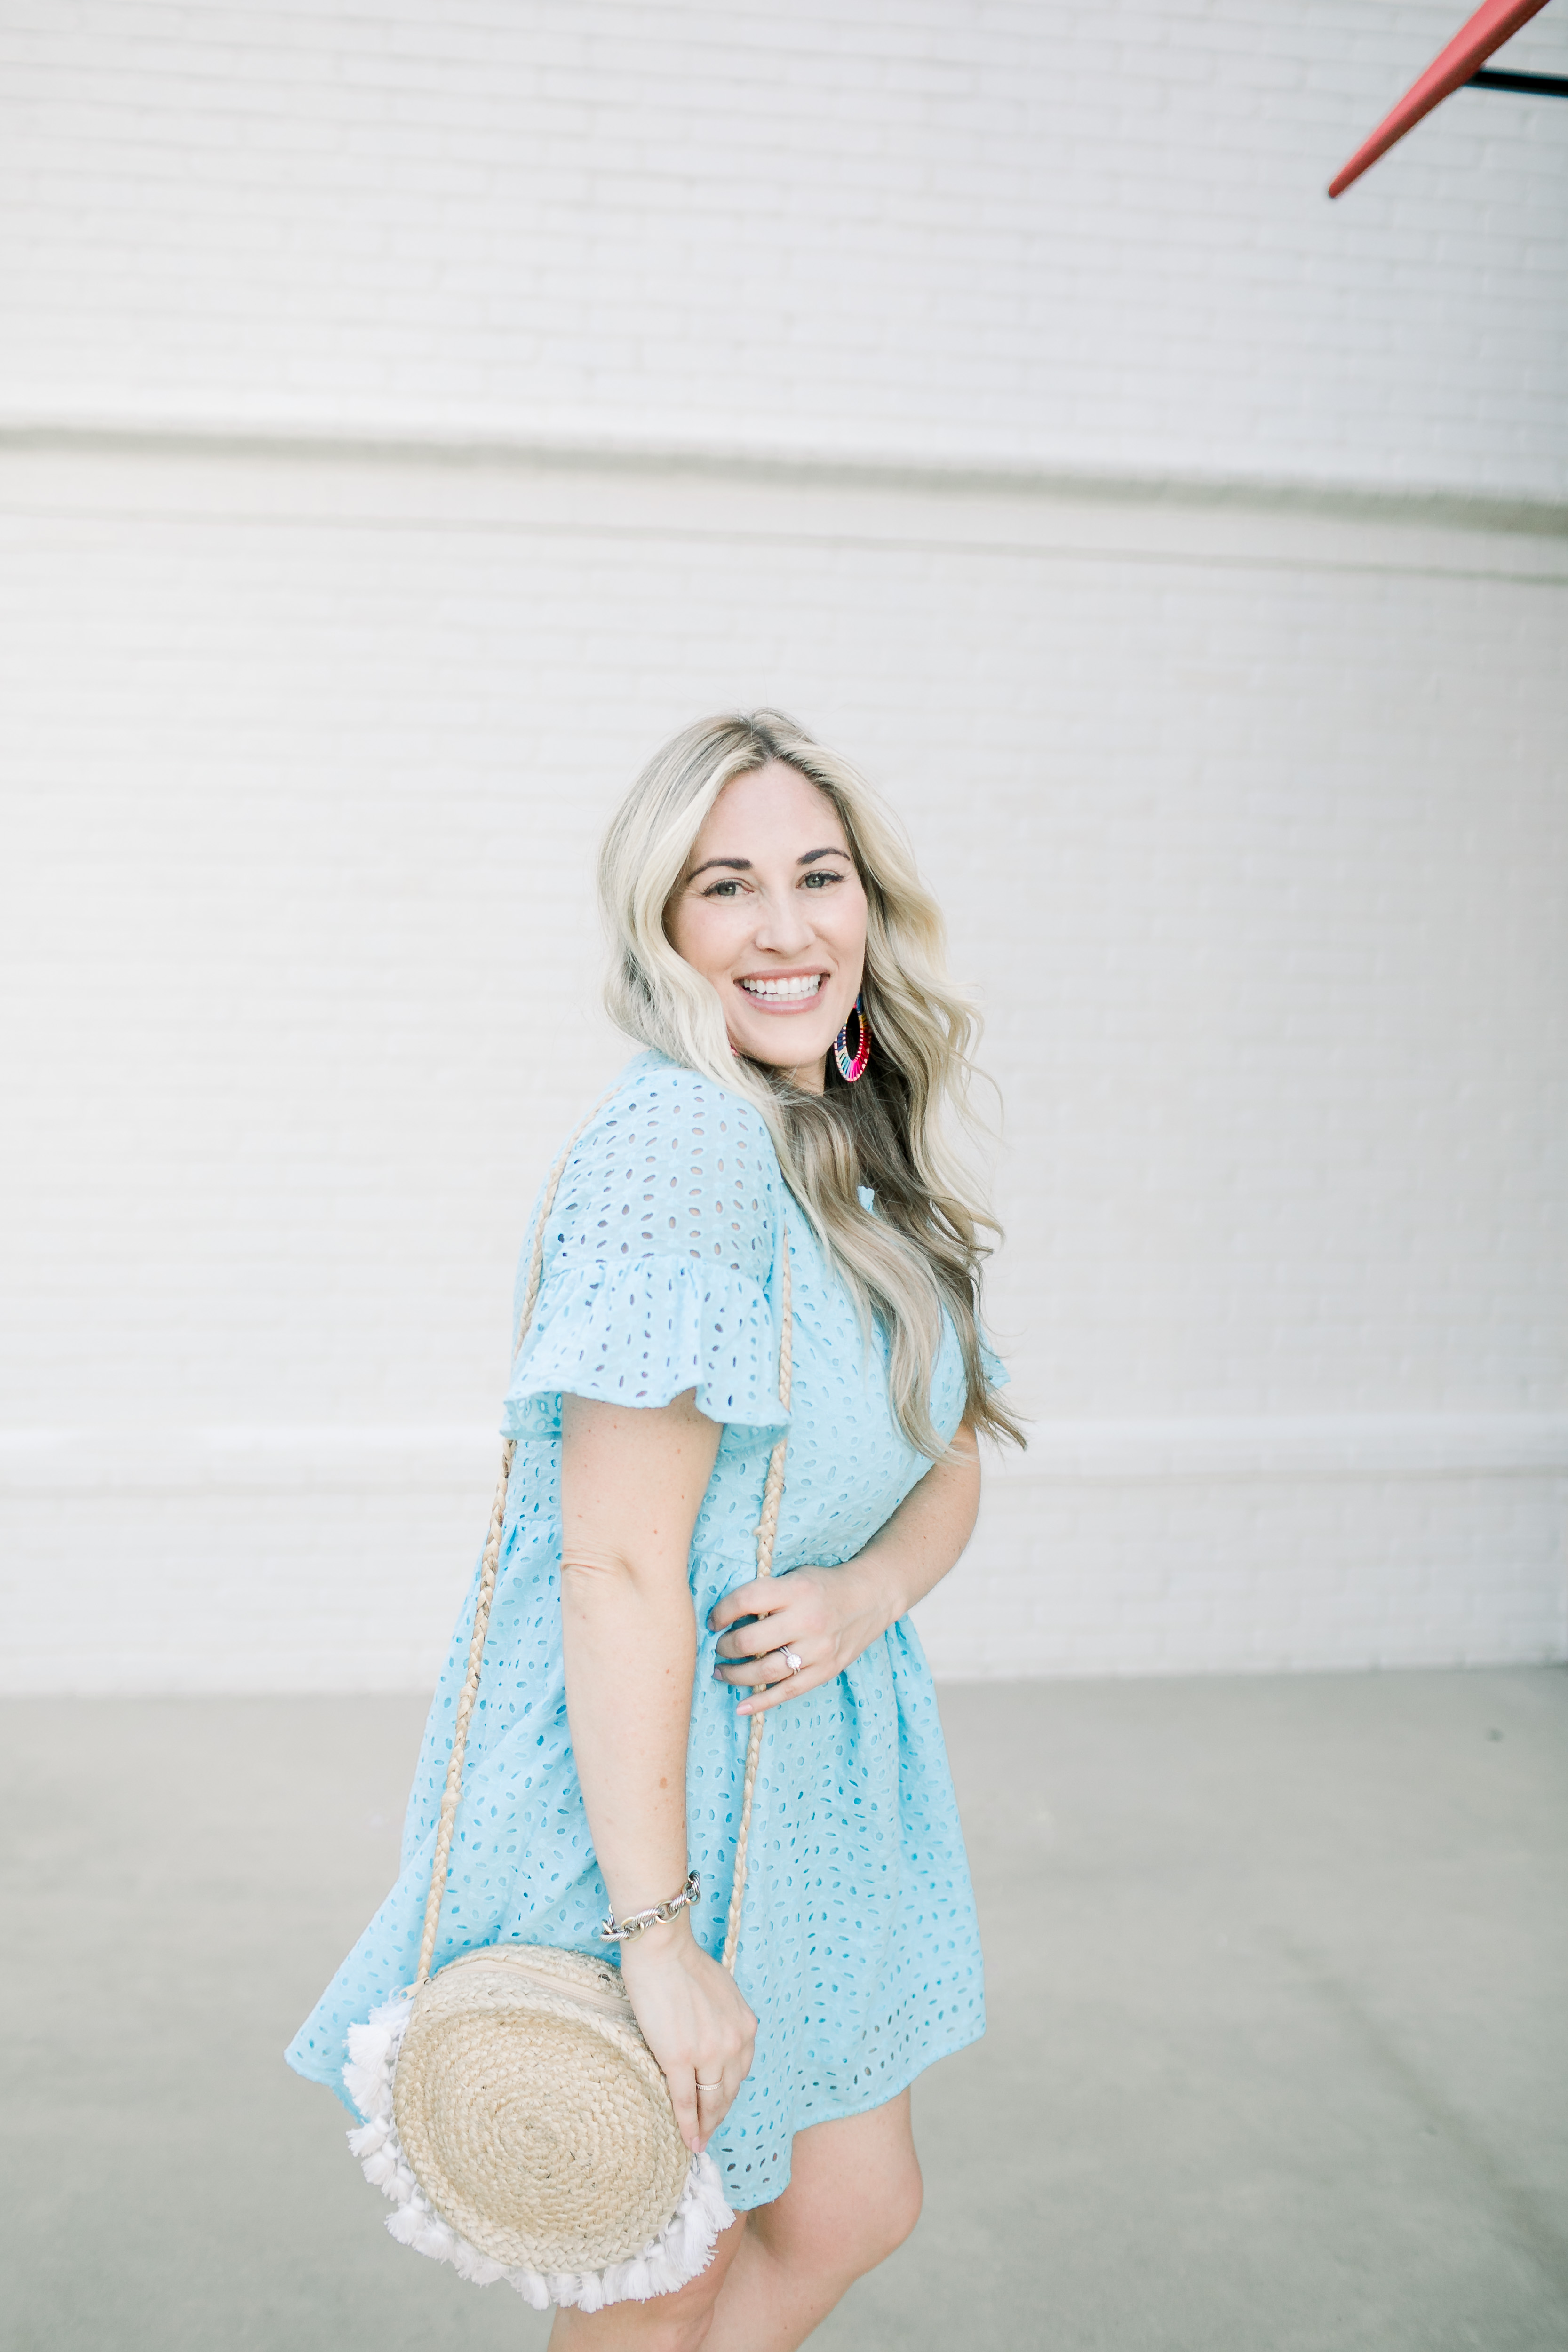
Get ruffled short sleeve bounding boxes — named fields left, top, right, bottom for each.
left=502, top=1055, right=789, bottom=1438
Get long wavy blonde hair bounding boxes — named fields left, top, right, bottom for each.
left=599, top=710, right=1023, bottom=1458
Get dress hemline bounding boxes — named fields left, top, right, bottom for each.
left=716, top=2018, right=986, bottom=2214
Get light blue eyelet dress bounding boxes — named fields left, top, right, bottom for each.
left=286, top=1050, right=998, bottom=2211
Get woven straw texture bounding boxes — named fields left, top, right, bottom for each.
left=393, top=1946, right=692, bottom=2270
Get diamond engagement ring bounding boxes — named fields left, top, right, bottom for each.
left=778, top=1648, right=803, bottom=1676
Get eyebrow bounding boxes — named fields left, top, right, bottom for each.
left=687, top=846, right=847, bottom=880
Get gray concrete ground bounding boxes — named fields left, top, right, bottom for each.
left=2, top=1671, right=1566, bottom=2352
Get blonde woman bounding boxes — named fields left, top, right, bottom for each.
left=288, top=711, right=1021, bottom=2347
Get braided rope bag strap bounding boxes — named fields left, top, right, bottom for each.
left=416, top=1113, right=792, bottom=1992
left=721, top=1255, right=793, bottom=1971
left=412, top=1100, right=597, bottom=1994
left=348, top=1091, right=794, bottom=2303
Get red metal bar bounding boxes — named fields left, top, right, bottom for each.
left=1328, top=0, right=1555, bottom=196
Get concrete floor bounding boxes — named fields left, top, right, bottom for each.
left=2, top=1671, right=1566, bottom=2352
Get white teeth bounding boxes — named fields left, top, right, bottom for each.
left=740, top=975, right=824, bottom=1001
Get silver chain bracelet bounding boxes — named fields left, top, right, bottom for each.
left=598, top=1868, right=701, bottom=1946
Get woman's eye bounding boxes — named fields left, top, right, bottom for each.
left=699, top=869, right=845, bottom=898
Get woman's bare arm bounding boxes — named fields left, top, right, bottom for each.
left=709, top=1421, right=981, bottom=1715
left=559, top=1386, right=756, bottom=2152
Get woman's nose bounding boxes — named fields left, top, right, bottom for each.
left=752, top=894, right=814, bottom=954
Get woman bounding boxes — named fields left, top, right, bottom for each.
left=287, top=710, right=1021, bottom=2348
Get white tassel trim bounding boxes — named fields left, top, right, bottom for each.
left=343, top=1992, right=735, bottom=2311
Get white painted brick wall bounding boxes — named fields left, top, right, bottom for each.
left=1, top=3, right=1565, bottom=497
left=2, top=451, right=1563, bottom=1687
left=0, top=5, right=1564, bottom=1689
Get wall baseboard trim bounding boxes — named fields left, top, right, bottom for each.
left=2, top=401, right=1566, bottom=539
left=3, top=1415, right=1564, bottom=1500
left=990, top=1414, right=1568, bottom=1482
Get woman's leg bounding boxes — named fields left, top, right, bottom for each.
left=704, top=2091, right=922, bottom=2352
left=547, top=2090, right=923, bottom=2352
left=547, top=2214, right=748, bottom=2352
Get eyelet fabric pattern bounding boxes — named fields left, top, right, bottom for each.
left=286, top=1052, right=999, bottom=2213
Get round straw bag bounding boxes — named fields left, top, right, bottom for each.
left=342, top=1104, right=793, bottom=2313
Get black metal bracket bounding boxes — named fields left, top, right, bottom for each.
left=1466, top=67, right=1568, bottom=95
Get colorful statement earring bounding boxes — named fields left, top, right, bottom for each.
left=833, top=995, right=871, bottom=1084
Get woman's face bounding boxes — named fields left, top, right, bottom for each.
left=666, top=761, right=869, bottom=1093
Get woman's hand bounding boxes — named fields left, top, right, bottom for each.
left=710, top=1423, right=983, bottom=1717
left=619, top=1917, right=757, bottom=2153
left=708, top=1559, right=895, bottom=1718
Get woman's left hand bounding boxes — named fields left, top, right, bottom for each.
left=708, top=1561, right=893, bottom=1717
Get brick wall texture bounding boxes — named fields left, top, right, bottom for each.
left=1, top=2, right=1565, bottom=1686
left=3, top=1, right=1568, bottom=494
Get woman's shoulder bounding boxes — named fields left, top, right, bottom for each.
left=545, top=1051, right=783, bottom=1274
left=574, top=1049, right=779, bottom=1176
left=590, top=1048, right=772, bottom=1135
left=503, top=1053, right=791, bottom=1436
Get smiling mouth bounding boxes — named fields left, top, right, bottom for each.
left=737, top=973, right=826, bottom=1007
